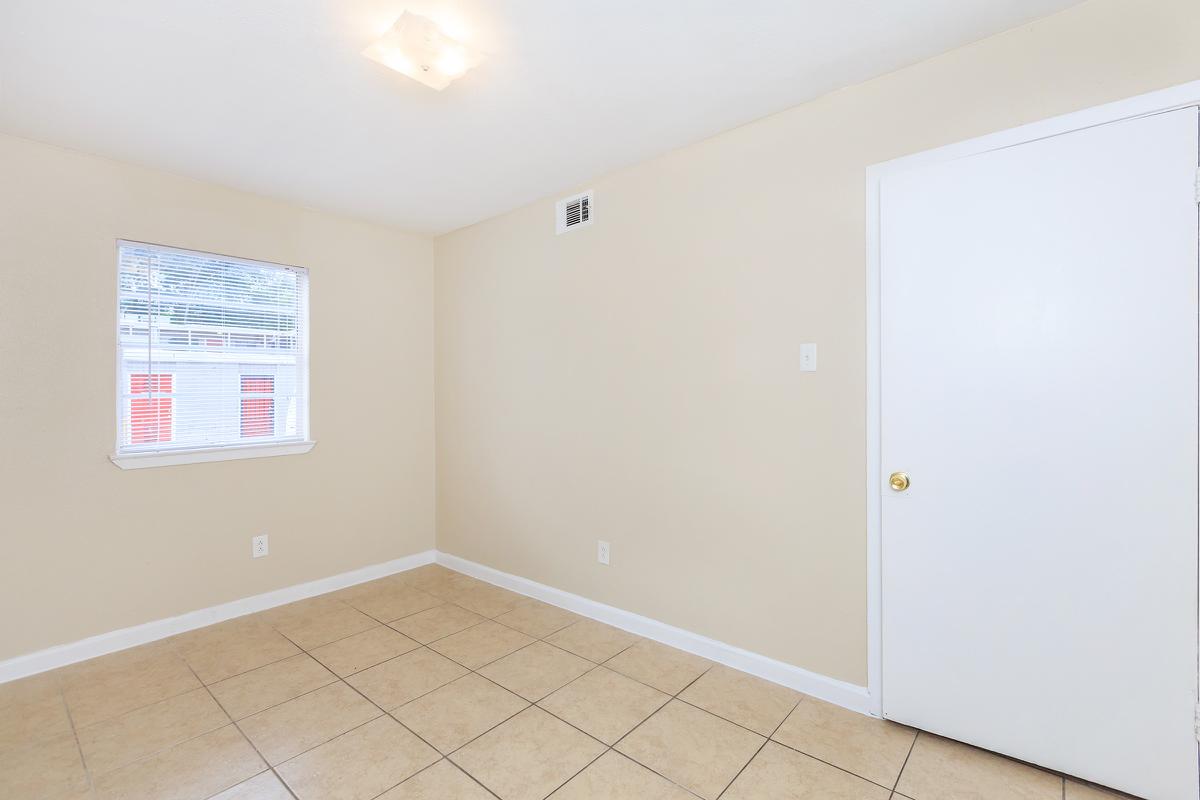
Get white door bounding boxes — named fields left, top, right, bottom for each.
left=879, top=107, right=1199, bottom=800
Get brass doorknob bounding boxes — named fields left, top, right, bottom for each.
left=889, top=472, right=910, bottom=492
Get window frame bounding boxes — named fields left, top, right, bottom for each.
left=110, top=240, right=314, bottom=470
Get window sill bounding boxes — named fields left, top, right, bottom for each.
left=110, top=440, right=315, bottom=470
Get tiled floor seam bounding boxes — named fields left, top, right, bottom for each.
left=330, top=665, right=505, bottom=799
left=198, top=768, right=285, bottom=800
left=206, top=666, right=338, bottom=723
left=22, top=567, right=1083, bottom=800
left=63, top=656, right=204, bottom=730
left=58, top=686, right=96, bottom=796
left=69, top=692, right=233, bottom=785
left=236, top=609, right=896, bottom=799
left=574, top=662, right=717, bottom=799
left=183, top=660, right=302, bottom=800
left=539, top=744, right=613, bottom=799
left=713, top=695, right=800, bottom=799
left=763, top=726, right=905, bottom=793
left=448, top=666, right=640, bottom=798
left=429, top=658, right=615, bottom=797
left=890, top=727, right=920, bottom=793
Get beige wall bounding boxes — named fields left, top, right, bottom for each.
left=0, top=135, right=435, bottom=661
left=435, top=0, right=1200, bottom=685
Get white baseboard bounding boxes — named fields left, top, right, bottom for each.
left=0, top=549, right=437, bottom=684
left=436, top=552, right=875, bottom=717
left=1, top=547, right=873, bottom=718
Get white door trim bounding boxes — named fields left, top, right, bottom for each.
left=864, top=78, right=1200, bottom=718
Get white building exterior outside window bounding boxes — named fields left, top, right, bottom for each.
left=112, top=241, right=312, bottom=469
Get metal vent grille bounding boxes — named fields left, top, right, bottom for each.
left=556, top=190, right=594, bottom=234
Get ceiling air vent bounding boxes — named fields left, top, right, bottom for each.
left=556, top=190, right=593, bottom=235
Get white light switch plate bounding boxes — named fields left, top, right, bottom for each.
left=799, top=343, right=818, bottom=372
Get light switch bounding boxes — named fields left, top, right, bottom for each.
left=799, top=343, right=817, bottom=372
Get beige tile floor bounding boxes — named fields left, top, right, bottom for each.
left=1, top=564, right=1139, bottom=800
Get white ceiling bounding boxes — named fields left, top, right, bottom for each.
left=0, top=0, right=1081, bottom=234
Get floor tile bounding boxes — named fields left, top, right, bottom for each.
left=678, top=664, right=799, bottom=735
left=1064, top=780, right=1137, bottom=799
left=772, top=696, right=915, bottom=788
left=339, top=581, right=444, bottom=623
left=390, top=605, right=485, bottom=644
left=394, top=565, right=464, bottom=594
left=545, top=620, right=640, bottom=663
left=428, top=620, right=535, bottom=669
left=59, top=640, right=175, bottom=681
left=276, top=716, right=438, bottom=800
left=603, top=639, right=711, bottom=695
left=494, top=601, right=581, bottom=638
left=540, top=666, right=669, bottom=744
left=451, top=706, right=606, bottom=800
left=92, top=724, right=264, bottom=800
left=238, top=681, right=381, bottom=765
left=548, top=750, right=697, bottom=800
left=894, top=733, right=1063, bottom=800
left=174, top=618, right=301, bottom=684
left=0, top=691, right=73, bottom=751
left=209, top=653, right=337, bottom=720
left=346, top=648, right=468, bottom=710
left=0, top=731, right=88, bottom=800
left=392, top=673, right=528, bottom=753
left=210, top=770, right=293, bottom=799
left=78, top=687, right=229, bottom=775
left=0, top=670, right=60, bottom=709
left=309, top=626, right=420, bottom=677
left=422, top=574, right=489, bottom=602
left=378, top=759, right=494, bottom=799
left=477, top=641, right=593, bottom=702
left=450, top=583, right=530, bottom=618
left=62, top=646, right=201, bottom=728
left=615, top=699, right=764, bottom=800
left=259, top=596, right=342, bottom=626
left=272, top=602, right=379, bottom=651
left=723, top=740, right=890, bottom=800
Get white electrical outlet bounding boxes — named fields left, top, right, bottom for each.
left=252, top=534, right=269, bottom=559
left=597, top=540, right=610, bottom=565
left=799, top=343, right=818, bottom=372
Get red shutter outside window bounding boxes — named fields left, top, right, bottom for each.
left=241, top=376, right=275, bottom=438
left=129, top=373, right=173, bottom=444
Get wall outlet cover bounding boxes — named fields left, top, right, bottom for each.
left=252, top=534, right=269, bottom=559
left=597, top=540, right=610, bottom=565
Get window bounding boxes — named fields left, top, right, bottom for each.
left=113, top=241, right=311, bottom=468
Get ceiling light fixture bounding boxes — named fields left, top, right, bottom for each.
left=362, top=11, right=482, bottom=91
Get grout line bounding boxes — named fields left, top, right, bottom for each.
left=333, top=675, right=462, bottom=768
left=715, top=695, right=801, bottom=800
left=69, top=687, right=232, bottom=780
left=58, top=685, right=96, bottom=794
left=60, top=570, right=747, bottom=797
left=367, top=757, right=505, bottom=800
left=43, top=563, right=1080, bottom=800
left=714, top=695, right=801, bottom=799
left=765, top=726, right=902, bottom=793
left=180, top=661, right=301, bottom=800
left=892, top=728, right=919, bottom=793
left=239, top=598, right=795, bottom=798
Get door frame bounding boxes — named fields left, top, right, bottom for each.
left=864, top=79, right=1200, bottom=719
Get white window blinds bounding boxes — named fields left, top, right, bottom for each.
left=116, top=241, right=309, bottom=457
